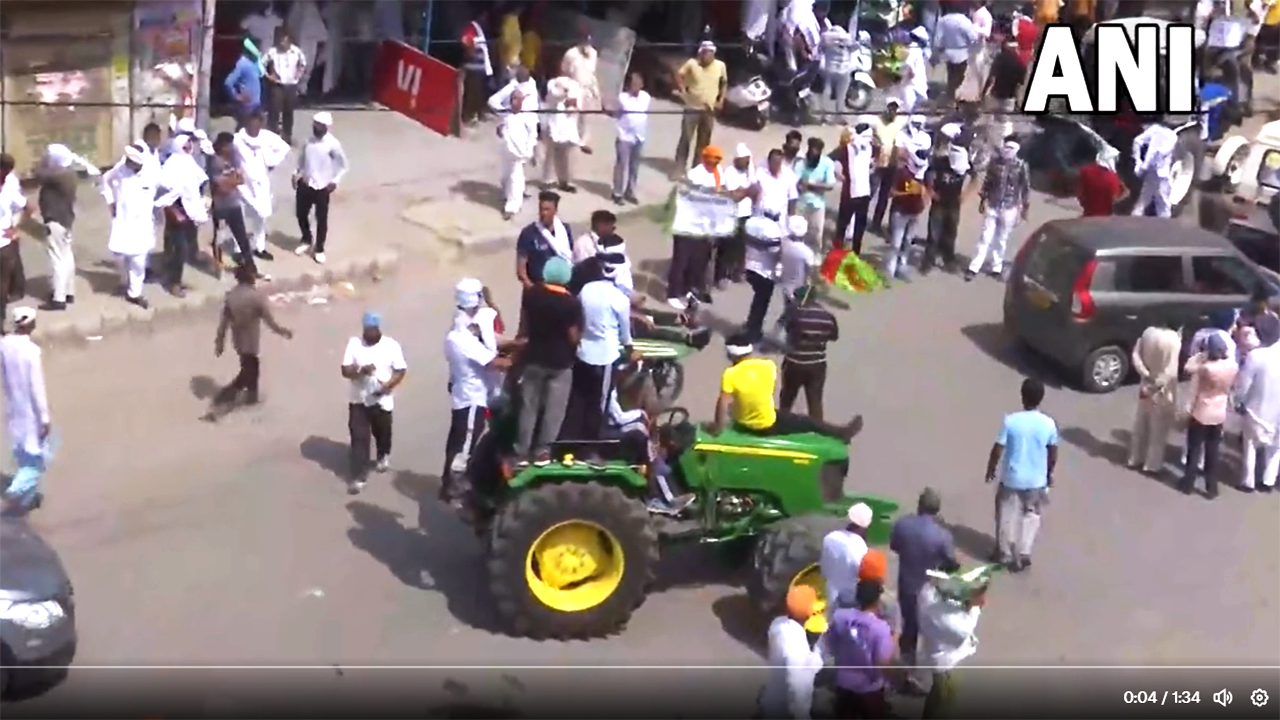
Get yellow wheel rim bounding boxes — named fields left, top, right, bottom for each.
left=525, top=520, right=625, bottom=613
left=790, top=564, right=829, bottom=634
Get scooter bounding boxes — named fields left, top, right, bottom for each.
left=722, top=39, right=774, bottom=130
left=845, top=32, right=878, bottom=111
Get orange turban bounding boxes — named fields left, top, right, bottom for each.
left=858, top=549, right=888, bottom=582
left=701, top=145, right=724, bottom=161
left=786, top=585, right=818, bottom=622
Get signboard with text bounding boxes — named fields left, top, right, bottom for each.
left=371, top=40, right=458, bottom=137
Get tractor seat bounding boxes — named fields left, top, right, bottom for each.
left=549, top=438, right=648, bottom=466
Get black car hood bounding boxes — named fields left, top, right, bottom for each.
left=0, top=517, right=71, bottom=601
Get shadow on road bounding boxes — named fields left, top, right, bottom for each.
left=299, top=435, right=350, bottom=483
left=652, top=540, right=751, bottom=593
left=940, top=518, right=996, bottom=562
left=449, top=179, right=505, bottom=212
left=189, top=375, right=220, bottom=401
left=959, top=323, right=1065, bottom=389
left=710, top=594, right=769, bottom=658
left=1058, top=426, right=1188, bottom=491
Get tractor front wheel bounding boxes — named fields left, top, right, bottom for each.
left=748, top=515, right=847, bottom=635
left=486, top=481, right=659, bottom=640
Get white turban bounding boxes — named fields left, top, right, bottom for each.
left=454, top=278, right=483, bottom=309
left=939, top=123, right=963, bottom=140
left=735, top=143, right=752, bottom=159
left=744, top=216, right=783, bottom=241
left=172, top=116, right=197, bottom=135
left=123, top=144, right=147, bottom=165
left=786, top=215, right=809, bottom=238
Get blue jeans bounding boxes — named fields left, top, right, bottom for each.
left=613, top=139, right=643, bottom=198
left=4, top=448, right=45, bottom=513
left=886, top=211, right=921, bottom=279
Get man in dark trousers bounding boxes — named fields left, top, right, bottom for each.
left=922, top=129, right=976, bottom=274
left=210, top=263, right=294, bottom=419
left=779, top=285, right=838, bottom=421
left=889, top=487, right=960, bottom=694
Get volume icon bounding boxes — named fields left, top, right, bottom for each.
left=1214, top=689, right=1233, bottom=707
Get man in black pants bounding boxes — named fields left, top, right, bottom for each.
left=210, top=263, right=293, bottom=420
left=341, top=312, right=408, bottom=494
left=922, top=131, right=975, bottom=274
left=292, top=112, right=348, bottom=264
left=741, top=215, right=784, bottom=342
left=156, top=132, right=212, bottom=298
left=779, top=285, right=839, bottom=422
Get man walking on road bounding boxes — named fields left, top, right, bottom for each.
left=292, top=112, right=347, bottom=265
left=966, top=136, right=1031, bottom=281
left=37, top=144, right=96, bottom=312
left=489, top=64, right=540, bottom=221
left=889, top=487, right=960, bottom=692
left=984, top=378, right=1058, bottom=572
left=0, top=307, right=51, bottom=516
left=342, top=312, right=408, bottom=494
left=210, top=264, right=293, bottom=420
left=673, top=41, right=727, bottom=172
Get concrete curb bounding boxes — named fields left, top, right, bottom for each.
left=34, top=249, right=402, bottom=350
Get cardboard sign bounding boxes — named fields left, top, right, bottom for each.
left=670, top=188, right=738, bottom=238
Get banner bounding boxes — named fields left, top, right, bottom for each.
left=670, top=188, right=738, bottom=238
left=371, top=40, right=458, bottom=137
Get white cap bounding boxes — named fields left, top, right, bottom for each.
left=454, top=278, right=483, bottom=309
left=725, top=341, right=754, bottom=357
left=939, top=122, right=962, bottom=140
left=124, top=144, right=147, bottom=164
left=11, top=306, right=36, bottom=325
left=908, top=114, right=927, bottom=127
left=698, top=40, right=717, bottom=53
left=846, top=502, right=873, bottom=528
left=175, top=117, right=197, bottom=135
left=734, top=143, right=752, bottom=159
left=743, top=216, right=782, bottom=241
left=313, top=111, right=334, bottom=127
left=786, top=215, right=809, bottom=238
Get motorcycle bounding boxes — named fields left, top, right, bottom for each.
left=631, top=294, right=709, bottom=404
left=723, top=38, right=774, bottom=130
left=845, top=32, right=878, bottom=111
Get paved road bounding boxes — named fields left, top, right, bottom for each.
left=4, top=199, right=1279, bottom=716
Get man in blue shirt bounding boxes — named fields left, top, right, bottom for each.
left=889, top=487, right=959, bottom=688
left=563, top=256, right=633, bottom=441
left=984, top=378, right=1058, bottom=572
left=224, top=36, right=264, bottom=127
left=793, top=137, right=838, bottom=251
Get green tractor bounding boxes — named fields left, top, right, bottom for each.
left=460, top=391, right=899, bottom=640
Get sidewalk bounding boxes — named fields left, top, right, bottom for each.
left=10, top=100, right=833, bottom=346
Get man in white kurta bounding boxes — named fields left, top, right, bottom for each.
left=542, top=75, right=584, bottom=193
left=560, top=36, right=600, bottom=149
left=233, top=110, right=292, bottom=266
left=488, top=65, right=540, bottom=220
left=1, top=306, right=52, bottom=515
left=102, top=144, right=159, bottom=309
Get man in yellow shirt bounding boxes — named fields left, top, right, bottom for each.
left=712, top=335, right=864, bottom=441
left=673, top=40, right=728, bottom=173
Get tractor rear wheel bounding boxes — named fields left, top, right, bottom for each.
left=748, top=515, right=847, bottom=635
left=486, top=481, right=659, bottom=640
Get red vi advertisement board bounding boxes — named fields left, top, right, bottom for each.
left=371, top=40, right=458, bottom=136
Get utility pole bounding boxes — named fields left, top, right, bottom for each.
left=196, top=0, right=217, bottom=127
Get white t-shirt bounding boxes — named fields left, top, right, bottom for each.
left=723, top=164, right=757, bottom=218
left=264, top=44, right=307, bottom=85
left=686, top=163, right=722, bottom=189
left=615, top=90, right=651, bottom=144
left=778, top=239, right=816, bottom=295
left=0, top=174, right=28, bottom=249
left=743, top=216, right=783, bottom=280
left=755, top=166, right=798, bottom=220
left=846, top=138, right=874, bottom=198
left=819, top=529, right=868, bottom=606
left=343, top=335, right=408, bottom=411
left=445, top=328, right=498, bottom=410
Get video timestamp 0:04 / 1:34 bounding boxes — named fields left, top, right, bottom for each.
left=1123, top=691, right=1202, bottom=705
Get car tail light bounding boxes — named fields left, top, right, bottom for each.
left=1071, top=259, right=1099, bottom=321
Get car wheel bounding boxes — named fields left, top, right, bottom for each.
left=1082, top=345, right=1129, bottom=393
left=1168, top=130, right=1204, bottom=218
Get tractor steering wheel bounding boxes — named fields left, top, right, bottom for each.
left=654, top=407, right=691, bottom=430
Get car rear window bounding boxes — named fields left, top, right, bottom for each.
left=1022, top=233, right=1085, bottom=290
left=1259, top=149, right=1280, bottom=190
left=1098, top=255, right=1185, bottom=293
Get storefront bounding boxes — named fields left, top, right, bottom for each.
left=0, top=0, right=208, bottom=172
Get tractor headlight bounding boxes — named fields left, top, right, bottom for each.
left=0, top=599, right=66, bottom=630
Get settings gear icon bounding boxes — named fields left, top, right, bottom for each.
left=1251, top=689, right=1270, bottom=707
